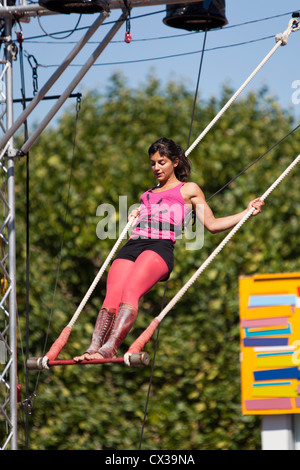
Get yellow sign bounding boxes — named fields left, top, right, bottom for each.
left=239, top=273, right=300, bottom=415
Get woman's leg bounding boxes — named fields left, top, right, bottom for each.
left=97, top=250, right=169, bottom=359
left=119, top=250, right=169, bottom=308
left=102, top=258, right=136, bottom=310
left=74, top=259, right=135, bottom=361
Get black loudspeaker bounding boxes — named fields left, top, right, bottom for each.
left=38, top=0, right=106, bottom=14
left=163, top=0, right=228, bottom=32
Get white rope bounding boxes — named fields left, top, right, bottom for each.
left=42, top=356, right=50, bottom=369
left=155, top=153, right=300, bottom=325
left=186, top=18, right=300, bottom=157
left=67, top=216, right=136, bottom=329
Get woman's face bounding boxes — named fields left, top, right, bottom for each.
left=150, top=151, right=178, bottom=183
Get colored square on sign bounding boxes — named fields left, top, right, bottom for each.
left=244, top=324, right=292, bottom=337
left=248, top=295, right=296, bottom=307
left=244, top=305, right=294, bottom=320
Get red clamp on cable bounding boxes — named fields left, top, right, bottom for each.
left=16, top=32, right=24, bottom=44
left=125, top=31, right=132, bottom=43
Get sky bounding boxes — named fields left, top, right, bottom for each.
left=8, top=0, right=300, bottom=134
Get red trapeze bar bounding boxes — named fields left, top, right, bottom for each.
left=49, top=357, right=124, bottom=366
left=26, top=352, right=150, bottom=370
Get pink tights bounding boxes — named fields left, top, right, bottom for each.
left=102, top=250, right=169, bottom=311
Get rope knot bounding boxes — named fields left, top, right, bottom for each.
left=275, top=18, right=300, bottom=46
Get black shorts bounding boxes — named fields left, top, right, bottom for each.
left=113, top=237, right=174, bottom=280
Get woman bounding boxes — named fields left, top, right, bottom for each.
left=74, top=137, right=263, bottom=362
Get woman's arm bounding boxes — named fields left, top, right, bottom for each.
left=183, top=182, right=264, bottom=234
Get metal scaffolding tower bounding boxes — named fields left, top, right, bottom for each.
left=0, top=11, right=17, bottom=451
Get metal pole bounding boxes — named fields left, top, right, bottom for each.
left=5, top=16, right=18, bottom=450
left=0, top=0, right=203, bottom=17
left=0, top=12, right=109, bottom=151
left=0, top=4, right=55, bottom=17
left=261, top=415, right=294, bottom=450
left=20, top=11, right=128, bottom=155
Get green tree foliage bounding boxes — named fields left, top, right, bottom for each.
left=11, top=72, right=300, bottom=450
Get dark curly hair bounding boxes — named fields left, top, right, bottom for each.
left=148, top=137, right=192, bottom=182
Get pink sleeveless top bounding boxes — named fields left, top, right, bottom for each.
left=131, top=182, right=191, bottom=244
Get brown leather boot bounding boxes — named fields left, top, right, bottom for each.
left=85, top=307, right=116, bottom=355
left=98, top=303, right=138, bottom=358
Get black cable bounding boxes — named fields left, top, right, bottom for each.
left=138, top=281, right=167, bottom=450
left=33, top=95, right=82, bottom=408
left=17, top=29, right=31, bottom=451
left=206, top=123, right=300, bottom=202
left=187, top=28, right=208, bottom=148
left=42, top=96, right=81, bottom=358
left=37, top=13, right=82, bottom=40
left=139, top=21, right=209, bottom=450
left=42, top=34, right=275, bottom=68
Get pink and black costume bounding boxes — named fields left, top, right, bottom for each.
left=114, top=182, right=191, bottom=277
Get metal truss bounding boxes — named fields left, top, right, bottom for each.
left=0, top=7, right=17, bottom=450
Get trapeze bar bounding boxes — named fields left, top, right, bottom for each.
left=26, top=352, right=150, bottom=370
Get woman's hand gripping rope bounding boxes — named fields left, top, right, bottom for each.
left=248, top=198, right=264, bottom=215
